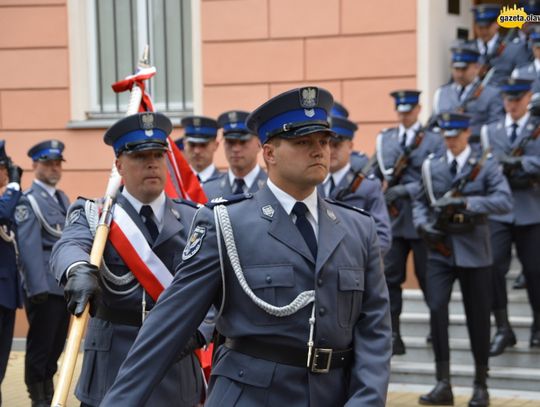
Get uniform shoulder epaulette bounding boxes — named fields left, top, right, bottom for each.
left=324, top=198, right=371, bottom=217
left=205, top=192, right=254, bottom=209
left=172, top=198, right=200, bottom=209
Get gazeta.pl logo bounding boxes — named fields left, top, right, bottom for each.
left=497, top=4, right=540, bottom=29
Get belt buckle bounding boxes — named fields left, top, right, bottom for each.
left=452, top=213, right=464, bottom=223
left=310, top=348, right=332, bottom=373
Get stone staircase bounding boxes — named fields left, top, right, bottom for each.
left=391, top=265, right=540, bottom=392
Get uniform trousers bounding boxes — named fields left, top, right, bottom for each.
left=384, top=237, right=428, bottom=316
left=0, top=306, right=15, bottom=404
left=24, top=294, right=69, bottom=384
left=426, top=259, right=491, bottom=365
left=490, top=220, right=540, bottom=312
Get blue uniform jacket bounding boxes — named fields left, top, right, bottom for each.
left=482, top=118, right=540, bottom=225
left=413, top=152, right=513, bottom=268
left=375, top=127, right=445, bottom=239
left=101, top=185, right=391, bottom=407
left=203, top=168, right=267, bottom=199
left=50, top=193, right=205, bottom=406
left=15, top=181, right=69, bottom=297
left=479, top=36, right=531, bottom=86
left=321, top=167, right=392, bottom=254
left=433, top=81, right=504, bottom=136
left=0, top=185, right=23, bottom=310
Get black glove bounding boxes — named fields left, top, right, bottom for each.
left=28, top=292, right=48, bottom=305
left=384, top=184, right=409, bottom=204
left=417, top=223, right=445, bottom=243
left=433, top=196, right=467, bottom=210
left=500, top=155, right=523, bottom=170
left=7, top=162, right=22, bottom=184
left=64, top=263, right=100, bottom=317
left=177, top=331, right=205, bottom=361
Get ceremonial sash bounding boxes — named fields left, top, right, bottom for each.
left=108, top=204, right=172, bottom=301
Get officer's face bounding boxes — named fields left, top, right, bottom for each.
left=116, top=149, right=167, bottom=204
left=329, top=138, right=353, bottom=173
left=33, top=159, right=62, bottom=186
left=184, top=140, right=219, bottom=173
left=444, top=129, right=470, bottom=156
left=263, top=132, right=330, bottom=199
left=224, top=136, right=261, bottom=176
left=0, top=165, right=7, bottom=188
left=452, top=63, right=479, bottom=86
left=397, top=105, right=421, bottom=128
left=503, top=92, right=532, bottom=121
left=533, top=45, right=540, bottom=60
left=474, top=21, right=498, bottom=42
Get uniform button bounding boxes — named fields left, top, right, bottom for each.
left=319, top=307, right=326, bottom=316
left=317, top=278, right=323, bottom=287
left=238, top=369, right=244, bottom=377
left=265, top=275, right=272, bottom=284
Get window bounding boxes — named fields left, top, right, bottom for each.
left=92, top=0, right=193, bottom=116
left=68, top=0, right=198, bottom=126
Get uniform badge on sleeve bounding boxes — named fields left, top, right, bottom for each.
left=14, top=205, right=29, bottom=223
left=66, top=209, right=81, bottom=227
left=182, top=225, right=207, bottom=261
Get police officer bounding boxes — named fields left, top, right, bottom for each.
left=413, top=112, right=512, bottom=406
left=180, top=115, right=222, bottom=183
left=512, top=29, right=540, bottom=95
left=375, top=90, right=444, bottom=355
left=101, top=87, right=392, bottom=407
left=14, top=140, right=70, bottom=407
left=472, top=3, right=530, bottom=86
left=482, top=79, right=540, bottom=355
left=0, top=141, right=23, bottom=405
left=321, top=115, right=392, bottom=253
left=204, top=110, right=267, bottom=199
left=50, top=112, right=206, bottom=407
left=433, top=42, right=504, bottom=141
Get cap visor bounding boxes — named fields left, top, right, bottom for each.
left=124, top=143, right=169, bottom=153
left=442, top=129, right=461, bottom=137
left=452, top=61, right=468, bottom=69
left=475, top=20, right=493, bottom=27
left=396, top=104, right=414, bottom=113
left=503, top=92, right=527, bottom=101
left=185, top=136, right=213, bottom=143
left=279, top=126, right=335, bottom=139
left=223, top=133, right=253, bottom=141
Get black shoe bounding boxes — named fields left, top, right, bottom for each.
left=419, top=381, right=454, bottom=405
left=489, top=329, right=517, bottom=356
left=513, top=273, right=526, bottom=290
left=468, top=384, right=489, bottom=407
left=392, top=333, right=406, bottom=355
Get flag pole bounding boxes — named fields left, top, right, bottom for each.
left=51, top=47, right=148, bottom=407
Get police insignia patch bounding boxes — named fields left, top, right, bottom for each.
left=15, top=205, right=29, bottom=223
left=299, top=87, right=318, bottom=108
left=66, top=209, right=81, bottom=227
left=262, top=205, right=274, bottom=217
left=326, top=208, right=337, bottom=221
left=182, top=225, right=206, bottom=261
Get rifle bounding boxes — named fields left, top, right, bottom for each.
left=434, top=147, right=491, bottom=232
left=335, top=155, right=377, bottom=201
left=456, top=66, right=495, bottom=114
left=478, top=28, right=516, bottom=79
left=504, top=117, right=540, bottom=181
left=386, top=127, right=426, bottom=217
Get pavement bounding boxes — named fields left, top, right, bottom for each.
left=1, top=351, right=539, bottom=406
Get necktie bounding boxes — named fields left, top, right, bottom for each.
left=292, top=202, right=317, bottom=259
left=140, top=205, right=159, bottom=242
left=458, top=86, right=466, bottom=100
left=400, top=131, right=407, bottom=148
left=54, top=191, right=66, bottom=212
left=196, top=174, right=201, bottom=182
left=232, top=178, right=245, bottom=194
left=483, top=41, right=489, bottom=56
left=327, top=177, right=335, bottom=198
left=450, top=159, right=458, bottom=177
left=510, top=122, right=519, bottom=144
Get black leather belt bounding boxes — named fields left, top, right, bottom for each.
left=95, top=304, right=142, bottom=327
left=448, top=214, right=486, bottom=225
left=224, top=337, right=353, bottom=374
